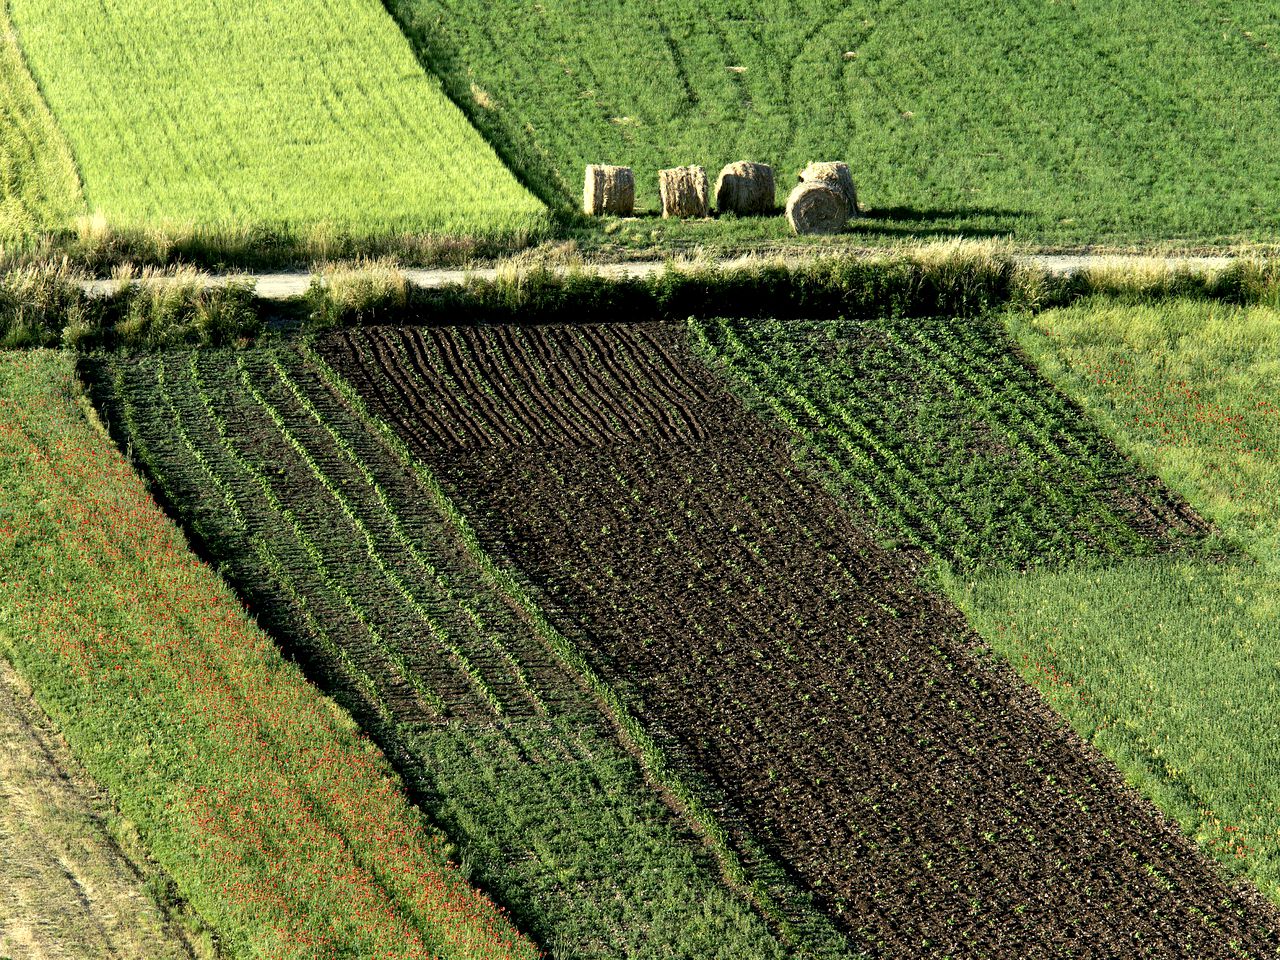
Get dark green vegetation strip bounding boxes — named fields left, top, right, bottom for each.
left=11, top=246, right=1280, bottom=352
left=86, top=344, right=809, bottom=960
left=952, top=299, right=1280, bottom=904
left=320, top=321, right=1280, bottom=958
left=0, top=350, right=539, bottom=960
left=3, top=247, right=1018, bottom=349
left=391, top=0, right=1280, bottom=248
left=690, top=313, right=1210, bottom=570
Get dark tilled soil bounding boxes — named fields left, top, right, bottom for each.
left=322, top=323, right=1280, bottom=958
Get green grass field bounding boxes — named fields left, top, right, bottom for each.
left=0, top=0, right=81, bottom=238
left=3, top=0, right=1280, bottom=260
left=389, top=0, right=1280, bottom=249
left=8, top=0, right=545, bottom=243
left=951, top=299, right=1280, bottom=899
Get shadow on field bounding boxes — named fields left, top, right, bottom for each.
left=381, top=0, right=574, bottom=214
left=851, top=204, right=1028, bottom=239
left=866, top=204, right=1027, bottom=222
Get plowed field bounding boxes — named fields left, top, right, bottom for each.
left=86, top=344, right=807, bottom=960
left=322, top=322, right=1280, bottom=958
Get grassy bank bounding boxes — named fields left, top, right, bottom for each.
left=0, top=350, right=539, bottom=959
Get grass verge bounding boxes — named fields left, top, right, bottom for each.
left=10, top=244, right=1280, bottom=351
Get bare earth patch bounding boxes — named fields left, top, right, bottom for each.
left=0, top=656, right=197, bottom=960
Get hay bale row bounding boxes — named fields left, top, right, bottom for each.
left=583, top=160, right=859, bottom=231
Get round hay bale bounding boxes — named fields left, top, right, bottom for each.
left=786, top=182, right=847, bottom=235
left=583, top=165, right=635, bottom=216
left=658, top=165, right=710, bottom=219
left=714, top=161, right=775, bottom=215
left=798, top=161, right=858, bottom=217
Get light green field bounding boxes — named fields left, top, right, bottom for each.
left=389, top=0, right=1280, bottom=248
left=951, top=299, right=1280, bottom=898
left=0, top=0, right=81, bottom=238
left=9, top=0, right=545, bottom=240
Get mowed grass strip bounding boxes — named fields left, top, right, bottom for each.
left=951, top=299, right=1280, bottom=900
left=0, top=350, right=538, bottom=960
left=391, top=0, right=1280, bottom=246
left=0, top=0, right=81, bottom=236
left=9, top=0, right=545, bottom=238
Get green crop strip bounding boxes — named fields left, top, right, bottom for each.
left=691, top=312, right=1207, bottom=571
left=0, top=350, right=539, bottom=959
left=0, top=0, right=81, bottom=236
left=9, top=0, right=545, bottom=242
left=951, top=298, right=1280, bottom=903
left=88, top=343, right=804, bottom=960
left=389, top=0, right=1280, bottom=248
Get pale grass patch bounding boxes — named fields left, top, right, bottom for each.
left=314, top=256, right=409, bottom=315
left=0, top=656, right=201, bottom=960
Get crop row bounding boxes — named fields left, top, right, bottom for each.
left=319, top=320, right=1280, bottom=957
left=2, top=350, right=537, bottom=960
left=89, top=344, right=795, bottom=960
left=322, top=322, right=711, bottom=450
left=691, top=314, right=1211, bottom=570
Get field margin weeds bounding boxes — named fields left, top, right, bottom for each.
left=12, top=244, right=1280, bottom=352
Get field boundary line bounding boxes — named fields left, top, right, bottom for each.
left=75, top=253, right=1238, bottom=301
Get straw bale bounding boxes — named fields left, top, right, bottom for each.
left=798, top=161, right=858, bottom=217
left=786, top=182, right=847, bottom=235
left=583, top=165, right=635, bottom=216
left=714, top=161, right=775, bottom=215
left=658, top=165, right=710, bottom=219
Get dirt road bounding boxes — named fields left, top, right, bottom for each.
left=78, top=253, right=1237, bottom=301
